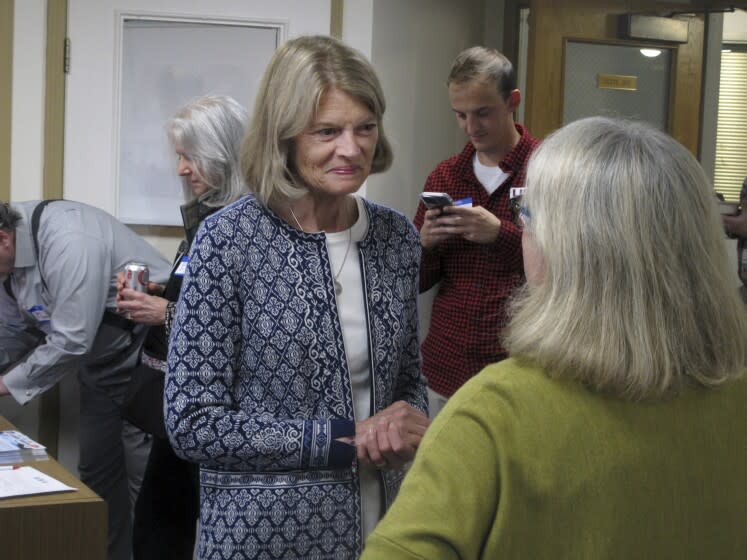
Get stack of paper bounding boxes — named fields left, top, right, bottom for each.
left=0, top=430, right=48, bottom=465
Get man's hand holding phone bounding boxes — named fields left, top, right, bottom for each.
left=421, top=192, right=454, bottom=210
left=420, top=192, right=501, bottom=248
left=420, top=192, right=455, bottom=249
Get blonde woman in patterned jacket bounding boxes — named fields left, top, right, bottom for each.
left=165, top=35, right=429, bottom=559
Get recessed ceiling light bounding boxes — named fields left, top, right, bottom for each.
left=640, top=48, right=662, bottom=58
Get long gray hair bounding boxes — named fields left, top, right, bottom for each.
left=506, top=116, right=747, bottom=400
left=168, top=95, right=248, bottom=207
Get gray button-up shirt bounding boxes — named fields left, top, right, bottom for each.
left=0, top=201, right=170, bottom=404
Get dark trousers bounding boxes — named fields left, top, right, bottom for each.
left=132, top=435, right=200, bottom=560
left=79, top=379, right=151, bottom=560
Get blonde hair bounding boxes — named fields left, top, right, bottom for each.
left=447, top=46, right=516, bottom=99
left=506, top=116, right=747, bottom=400
left=241, top=35, right=393, bottom=205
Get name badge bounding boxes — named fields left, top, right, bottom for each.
left=28, top=304, right=51, bottom=324
left=509, top=187, right=525, bottom=200
left=174, top=256, right=189, bottom=277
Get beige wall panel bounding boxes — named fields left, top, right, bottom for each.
left=43, top=0, right=67, bottom=200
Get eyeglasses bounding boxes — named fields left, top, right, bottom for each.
left=510, top=194, right=531, bottom=229
left=518, top=205, right=531, bottom=228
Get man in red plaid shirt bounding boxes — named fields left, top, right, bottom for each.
left=413, top=47, right=541, bottom=416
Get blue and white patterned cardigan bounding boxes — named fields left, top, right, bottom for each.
left=165, top=195, right=427, bottom=559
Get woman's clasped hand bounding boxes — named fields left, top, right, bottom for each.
left=337, top=401, right=429, bottom=469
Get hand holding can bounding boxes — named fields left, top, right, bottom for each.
left=123, top=262, right=149, bottom=293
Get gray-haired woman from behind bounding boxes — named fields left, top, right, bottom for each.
left=116, top=94, right=247, bottom=560
left=364, top=116, right=747, bottom=559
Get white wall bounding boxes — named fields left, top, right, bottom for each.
left=361, top=0, right=488, bottom=338
left=341, top=0, right=373, bottom=59
left=483, top=0, right=504, bottom=51
left=723, top=8, right=747, bottom=42
left=343, top=0, right=499, bottom=210
left=366, top=0, right=486, bottom=218
left=10, top=0, right=46, bottom=202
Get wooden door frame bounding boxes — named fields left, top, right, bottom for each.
left=44, top=0, right=67, bottom=200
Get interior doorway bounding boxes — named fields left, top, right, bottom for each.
left=508, top=0, right=707, bottom=156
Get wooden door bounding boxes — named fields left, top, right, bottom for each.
left=516, top=0, right=705, bottom=155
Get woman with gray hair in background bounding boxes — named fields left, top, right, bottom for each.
left=116, top=94, right=247, bottom=560
left=165, top=35, right=428, bottom=559
left=363, top=116, right=747, bottom=559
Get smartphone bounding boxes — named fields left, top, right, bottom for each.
left=421, top=192, right=453, bottom=209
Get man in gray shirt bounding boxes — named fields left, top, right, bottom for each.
left=0, top=200, right=170, bottom=560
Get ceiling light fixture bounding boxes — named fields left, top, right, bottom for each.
left=640, top=48, right=662, bottom=58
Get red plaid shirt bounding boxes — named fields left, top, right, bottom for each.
left=414, top=124, right=540, bottom=397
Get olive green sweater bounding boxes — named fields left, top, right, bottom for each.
left=363, top=358, right=747, bottom=559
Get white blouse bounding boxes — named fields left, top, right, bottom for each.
left=325, top=194, right=382, bottom=539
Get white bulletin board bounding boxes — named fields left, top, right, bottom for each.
left=116, top=16, right=281, bottom=225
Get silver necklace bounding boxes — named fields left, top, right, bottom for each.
left=289, top=206, right=352, bottom=295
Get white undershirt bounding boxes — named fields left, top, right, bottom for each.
left=325, top=195, right=382, bottom=539
left=473, top=152, right=510, bottom=195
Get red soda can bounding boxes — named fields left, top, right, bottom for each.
left=123, top=262, right=149, bottom=293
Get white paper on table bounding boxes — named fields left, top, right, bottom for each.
left=0, top=466, right=77, bottom=499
